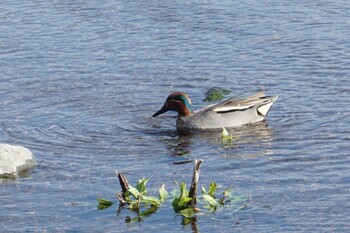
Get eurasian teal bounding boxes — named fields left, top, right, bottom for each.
left=152, top=91, right=278, bottom=131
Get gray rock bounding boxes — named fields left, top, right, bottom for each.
left=0, top=144, right=36, bottom=178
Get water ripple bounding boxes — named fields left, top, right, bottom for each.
left=1, top=1, right=350, bottom=232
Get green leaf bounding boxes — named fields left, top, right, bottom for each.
left=222, top=127, right=233, bottom=142
left=182, top=216, right=193, bottom=225
left=208, top=181, right=217, bottom=198
left=98, top=204, right=112, bottom=210
left=141, top=195, right=161, bottom=207
left=172, top=196, right=180, bottom=208
left=203, top=194, right=218, bottom=207
left=222, top=127, right=229, bottom=137
left=201, top=186, right=207, bottom=194
left=97, top=198, right=114, bottom=210
left=131, top=195, right=141, bottom=211
left=128, top=199, right=139, bottom=205
left=172, top=182, right=192, bottom=211
left=180, top=208, right=196, bottom=218
left=97, top=198, right=114, bottom=205
left=127, top=185, right=141, bottom=199
left=136, top=178, right=149, bottom=195
left=178, top=197, right=192, bottom=209
left=140, top=205, right=158, bottom=217
left=159, top=184, right=169, bottom=202
left=179, top=182, right=189, bottom=200
left=129, top=202, right=139, bottom=211
left=177, top=182, right=191, bottom=209
left=172, top=196, right=192, bottom=211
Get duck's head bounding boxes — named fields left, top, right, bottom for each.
left=153, top=92, right=192, bottom=117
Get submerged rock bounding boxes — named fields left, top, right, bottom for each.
left=0, top=144, right=36, bottom=178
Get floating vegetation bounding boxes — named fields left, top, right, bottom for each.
left=222, top=127, right=233, bottom=143
left=97, top=198, right=114, bottom=210
left=203, top=87, right=231, bottom=101
left=97, top=160, right=249, bottom=224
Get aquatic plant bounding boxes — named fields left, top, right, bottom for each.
left=203, top=87, right=231, bottom=101
left=97, top=160, right=249, bottom=224
left=222, top=127, right=233, bottom=143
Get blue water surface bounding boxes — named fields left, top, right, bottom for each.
left=1, top=1, right=349, bottom=232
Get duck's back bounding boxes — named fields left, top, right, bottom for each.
left=176, top=94, right=278, bottom=130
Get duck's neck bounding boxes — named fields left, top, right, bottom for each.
left=177, top=107, right=191, bottom=117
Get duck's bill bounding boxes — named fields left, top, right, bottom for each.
left=152, top=105, right=168, bottom=117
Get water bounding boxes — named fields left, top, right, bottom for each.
left=1, top=1, right=349, bottom=232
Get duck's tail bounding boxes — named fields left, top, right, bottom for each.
left=257, top=96, right=278, bottom=116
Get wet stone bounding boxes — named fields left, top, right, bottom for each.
left=0, top=144, right=36, bottom=178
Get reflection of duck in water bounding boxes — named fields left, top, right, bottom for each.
left=153, top=92, right=278, bottom=132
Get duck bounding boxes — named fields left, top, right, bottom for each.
left=152, top=91, right=278, bottom=131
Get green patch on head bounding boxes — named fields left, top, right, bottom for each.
left=174, top=94, right=192, bottom=112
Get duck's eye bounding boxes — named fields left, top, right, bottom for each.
left=168, top=95, right=186, bottom=104
left=168, top=97, right=180, bottom=102
left=173, top=95, right=184, bottom=102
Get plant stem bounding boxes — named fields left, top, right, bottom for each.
left=116, top=171, right=129, bottom=192
left=188, top=159, right=203, bottom=207
left=116, top=171, right=130, bottom=204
